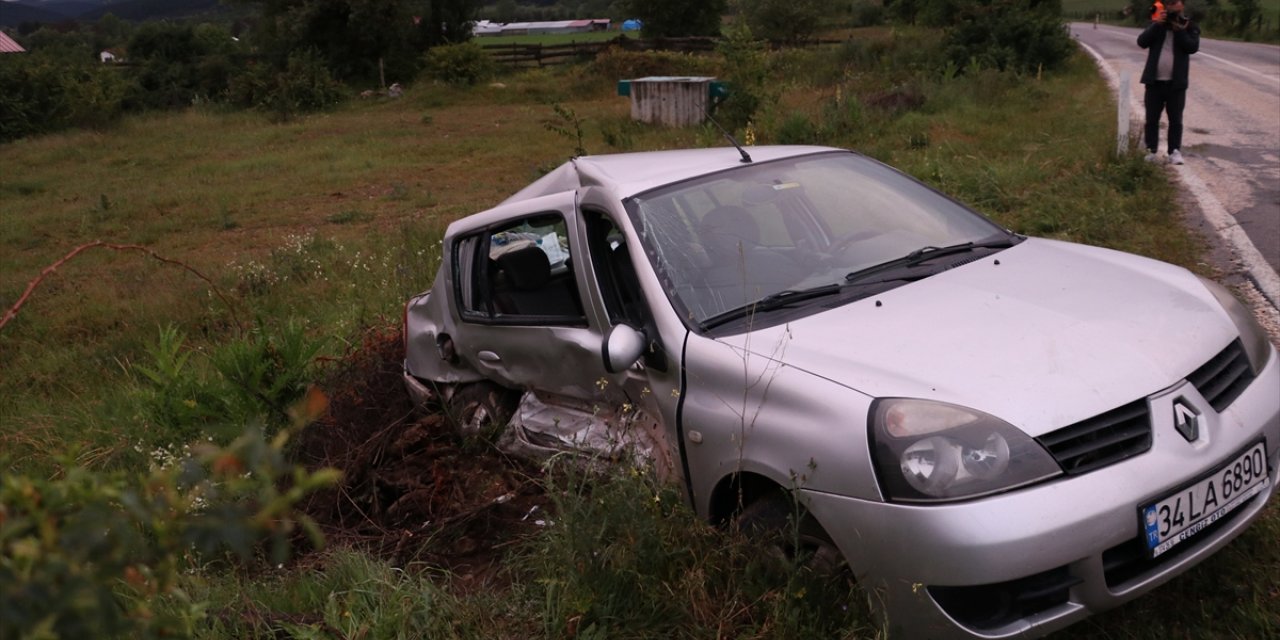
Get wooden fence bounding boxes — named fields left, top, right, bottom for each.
left=481, top=36, right=843, bottom=67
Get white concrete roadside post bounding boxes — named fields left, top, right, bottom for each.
left=1117, top=71, right=1131, bottom=156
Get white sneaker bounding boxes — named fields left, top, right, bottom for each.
left=1144, top=151, right=1160, bottom=163
left=1169, top=149, right=1184, bottom=165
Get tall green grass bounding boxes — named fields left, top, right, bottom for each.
left=162, top=468, right=881, bottom=639
left=178, top=549, right=478, bottom=639
left=526, top=465, right=877, bottom=639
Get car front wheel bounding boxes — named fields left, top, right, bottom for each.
left=735, top=490, right=847, bottom=578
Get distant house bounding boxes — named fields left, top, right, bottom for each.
left=473, top=20, right=502, bottom=36
left=0, top=31, right=26, bottom=54
left=473, top=19, right=611, bottom=37
left=99, top=50, right=118, bottom=63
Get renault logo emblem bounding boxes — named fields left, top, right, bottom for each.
left=1172, top=398, right=1201, bottom=442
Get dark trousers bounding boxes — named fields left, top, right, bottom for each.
left=1143, top=81, right=1186, bottom=153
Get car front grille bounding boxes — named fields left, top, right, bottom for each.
left=1187, top=339, right=1255, bottom=413
left=1037, top=399, right=1152, bottom=476
left=1034, top=340, right=1255, bottom=477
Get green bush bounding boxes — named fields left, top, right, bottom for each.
left=0, top=56, right=128, bottom=142
left=0, top=431, right=339, bottom=640
left=850, top=0, right=887, bottom=26
left=589, top=47, right=717, bottom=81
left=133, top=325, right=231, bottom=442
left=211, top=320, right=325, bottom=426
left=739, top=0, right=824, bottom=44
left=774, top=111, right=821, bottom=144
left=421, top=42, right=496, bottom=85
left=714, top=24, right=776, bottom=132
left=943, top=0, right=1075, bottom=74
left=125, top=22, right=241, bottom=110
left=132, top=321, right=325, bottom=441
left=821, top=91, right=865, bottom=139
left=228, top=50, right=345, bottom=121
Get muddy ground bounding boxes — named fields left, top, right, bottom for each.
left=292, top=326, right=550, bottom=582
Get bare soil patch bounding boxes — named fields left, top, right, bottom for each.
left=292, top=326, right=549, bottom=580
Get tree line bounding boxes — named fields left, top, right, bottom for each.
left=1, top=0, right=1126, bottom=143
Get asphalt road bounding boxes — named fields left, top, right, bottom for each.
left=1070, top=23, right=1280, bottom=308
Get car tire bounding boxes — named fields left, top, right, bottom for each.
left=443, top=381, right=519, bottom=436
left=736, top=490, right=846, bottom=578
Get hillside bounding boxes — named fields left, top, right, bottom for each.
left=78, top=0, right=224, bottom=21
left=0, top=0, right=230, bottom=26
left=0, top=1, right=73, bottom=26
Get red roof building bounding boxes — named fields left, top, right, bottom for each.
left=0, top=31, right=26, bottom=54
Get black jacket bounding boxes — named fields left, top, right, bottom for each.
left=1138, top=19, right=1201, bottom=89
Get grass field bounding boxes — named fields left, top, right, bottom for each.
left=2, top=27, right=1277, bottom=639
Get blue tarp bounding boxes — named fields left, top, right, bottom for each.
left=621, top=19, right=642, bottom=31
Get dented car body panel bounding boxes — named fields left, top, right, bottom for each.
left=403, top=146, right=1280, bottom=639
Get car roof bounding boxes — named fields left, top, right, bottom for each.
left=501, top=145, right=842, bottom=205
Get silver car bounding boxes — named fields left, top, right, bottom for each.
left=402, top=146, right=1278, bottom=638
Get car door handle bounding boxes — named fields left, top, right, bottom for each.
left=477, top=350, right=501, bottom=362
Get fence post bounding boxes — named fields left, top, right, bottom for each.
left=1117, top=70, right=1131, bottom=156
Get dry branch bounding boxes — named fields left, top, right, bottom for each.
left=0, top=240, right=243, bottom=334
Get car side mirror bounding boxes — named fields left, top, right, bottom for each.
left=603, top=323, right=646, bottom=373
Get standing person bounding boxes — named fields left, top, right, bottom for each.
left=1138, top=0, right=1200, bottom=164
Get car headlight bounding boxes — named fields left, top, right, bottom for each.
left=1198, top=276, right=1272, bottom=375
left=870, top=399, right=1062, bottom=502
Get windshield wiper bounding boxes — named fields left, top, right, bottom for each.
left=845, top=237, right=1018, bottom=285
left=700, top=283, right=842, bottom=331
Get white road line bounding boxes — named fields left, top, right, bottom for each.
left=1198, top=51, right=1280, bottom=83
left=1074, top=36, right=1280, bottom=313
left=1174, top=165, right=1280, bottom=312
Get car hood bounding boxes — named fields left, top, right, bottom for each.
left=722, top=238, right=1237, bottom=436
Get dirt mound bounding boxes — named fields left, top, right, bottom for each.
left=293, top=325, right=548, bottom=576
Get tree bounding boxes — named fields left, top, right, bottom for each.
left=737, top=0, right=822, bottom=43
left=419, top=0, right=477, bottom=48
left=714, top=22, right=774, bottom=130
left=22, top=26, right=96, bottom=62
left=620, top=0, right=726, bottom=38
left=1232, top=0, right=1261, bottom=32
left=235, top=0, right=422, bottom=84
left=942, top=0, right=1073, bottom=73
left=91, top=13, right=131, bottom=53
left=492, top=0, right=520, bottom=22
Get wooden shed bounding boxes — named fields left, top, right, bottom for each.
left=619, top=76, right=722, bottom=128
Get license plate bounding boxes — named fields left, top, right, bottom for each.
left=1142, top=441, right=1270, bottom=558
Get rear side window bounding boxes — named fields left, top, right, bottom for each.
left=455, top=213, right=586, bottom=325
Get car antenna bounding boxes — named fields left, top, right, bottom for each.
left=706, top=97, right=752, bottom=163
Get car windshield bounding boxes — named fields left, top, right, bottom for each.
left=624, top=151, right=1011, bottom=330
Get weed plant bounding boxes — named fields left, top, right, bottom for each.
left=1, top=429, right=338, bottom=640
left=176, top=549, right=474, bottom=639
left=528, top=463, right=877, bottom=639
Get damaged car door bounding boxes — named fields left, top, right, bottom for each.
left=447, top=190, right=679, bottom=474
left=449, top=193, right=600, bottom=397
